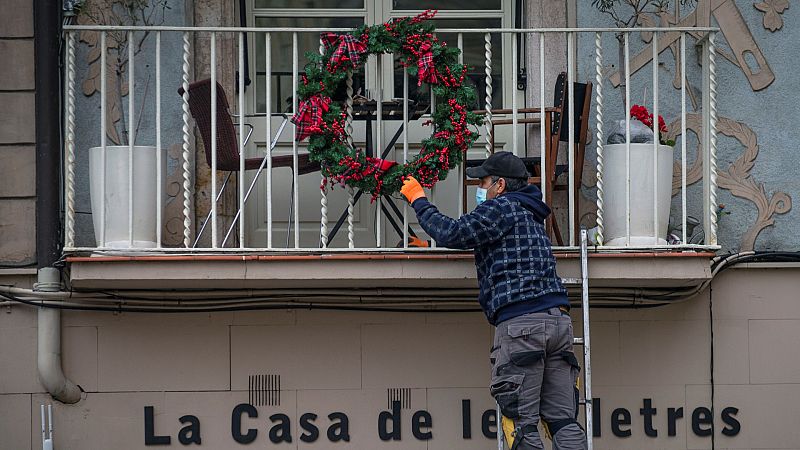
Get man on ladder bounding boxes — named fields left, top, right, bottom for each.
left=401, top=151, right=587, bottom=449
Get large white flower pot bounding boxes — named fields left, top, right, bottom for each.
left=602, top=143, right=674, bottom=246
left=89, top=145, right=165, bottom=248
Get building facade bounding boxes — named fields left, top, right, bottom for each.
left=1, top=0, right=799, bottom=449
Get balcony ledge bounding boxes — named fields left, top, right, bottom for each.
left=66, top=251, right=714, bottom=291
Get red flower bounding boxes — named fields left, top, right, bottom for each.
left=630, top=104, right=669, bottom=140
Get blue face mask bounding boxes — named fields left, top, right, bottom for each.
left=475, top=180, right=498, bottom=206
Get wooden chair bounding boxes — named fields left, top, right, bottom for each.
left=179, top=78, right=320, bottom=247
left=462, top=72, right=592, bottom=245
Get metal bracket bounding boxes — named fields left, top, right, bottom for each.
left=517, top=67, right=527, bottom=91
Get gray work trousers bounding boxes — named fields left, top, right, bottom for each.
left=490, top=307, right=587, bottom=450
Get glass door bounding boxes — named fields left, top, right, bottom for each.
left=245, top=0, right=514, bottom=248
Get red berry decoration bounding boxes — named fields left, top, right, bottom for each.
left=291, top=10, right=483, bottom=198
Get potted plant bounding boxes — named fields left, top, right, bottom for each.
left=590, top=0, right=694, bottom=246
left=601, top=105, right=675, bottom=246
left=73, top=0, right=168, bottom=248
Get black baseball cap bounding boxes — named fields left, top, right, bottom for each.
left=465, top=151, right=530, bottom=179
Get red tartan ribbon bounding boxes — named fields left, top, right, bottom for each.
left=291, top=95, right=331, bottom=141
left=417, top=42, right=437, bottom=86
left=366, top=157, right=397, bottom=175
left=321, top=32, right=367, bottom=70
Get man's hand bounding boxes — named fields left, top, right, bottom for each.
left=408, top=236, right=430, bottom=248
left=400, top=176, right=426, bottom=204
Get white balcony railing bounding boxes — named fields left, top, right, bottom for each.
left=61, top=25, right=720, bottom=253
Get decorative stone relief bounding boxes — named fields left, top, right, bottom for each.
left=665, top=114, right=792, bottom=251
left=754, top=0, right=789, bottom=31
left=600, top=0, right=792, bottom=250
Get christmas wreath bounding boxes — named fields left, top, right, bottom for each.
left=291, top=10, right=483, bottom=198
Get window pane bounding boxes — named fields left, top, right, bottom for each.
left=393, top=18, right=502, bottom=110
left=393, top=0, right=500, bottom=10
left=254, top=17, right=365, bottom=114
left=255, top=0, right=363, bottom=9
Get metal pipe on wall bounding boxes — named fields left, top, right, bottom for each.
left=36, top=269, right=81, bottom=404
left=35, top=0, right=61, bottom=266
left=35, top=0, right=81, bottom=404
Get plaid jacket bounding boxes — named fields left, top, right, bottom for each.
left=412, top=185, right=567, bottom=325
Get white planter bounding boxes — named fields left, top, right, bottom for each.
left=89, top=145, right=165, bottom=248
left=601, top=143, right=674, bottom=246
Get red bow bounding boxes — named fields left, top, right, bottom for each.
left=367, top=157, right=397, bottom=175
left=322, top=32, right=367, bottom=71
left=417, top=42, right=437, bottom=86
left=291, top=95, right=331, bottom=141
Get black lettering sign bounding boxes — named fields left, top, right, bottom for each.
left=592, top=398, right=601, bottom=438
left=721, top=407, right=741, bottom=437
left=692, top=407, right=713, bottom=437
left=481, top=409, right=497, bottom=439
left=412, top=410, right=433, bottom=440
left=461, top=399, right=472, bottom=439
left=144, top=397, right=742, bottom=445
left=299, top=413, right=319, bottom=443
left=667, top=407, right=684, bottom=437
left=328, top=412, right=350, bottom=442
left=178, top=415, right=201, bottom=445
left=378, top=401, right=402, bottom=441
left=269, top=413, right=292, bottom=443
left=640, top=398, right=657, bottom=437
left=231, top=403, right=258, bottom=444
left=144, top=406, right=171, bottom=445
left=611, top=408, right=632, bottom=437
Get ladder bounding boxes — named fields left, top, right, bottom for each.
left=496, top=228, right=593, bottom=450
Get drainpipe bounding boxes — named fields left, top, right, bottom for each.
left=36, top=269, right=82, bottom=404
left=34, top=0, right=81, bottom=403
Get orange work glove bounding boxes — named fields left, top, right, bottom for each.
left=400, top=176, right=426, bottom=204
left=408, top=236, right=430, bottom=248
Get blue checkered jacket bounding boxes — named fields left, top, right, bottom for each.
left=412, top=185, right=567, bottom=325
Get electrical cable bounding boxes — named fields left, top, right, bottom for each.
left=4, top=251, right=798, bottom=313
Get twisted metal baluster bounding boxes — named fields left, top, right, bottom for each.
left=594, top=32, right=605, bottom=246
left=708, top=32, right=718, bottom=245
left=319, top=37, right=329, bottom=248
left=484, top=32, right=493, bottom=158
left=346, top=70, right=355, bottom=248
left=65, top=32, right=76, bottom=248
left=181, top=32, right=192, bottom=248
left=347, top=186, right=355, bottom=249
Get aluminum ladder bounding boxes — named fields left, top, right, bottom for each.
left=496, top=228, right=593, bottom=450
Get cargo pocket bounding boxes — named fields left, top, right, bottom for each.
left=561, top=351, right=581, bottom=419
left=510, top=349, right=544, bottom=366
left=490, top=363, right=524, bottom=419
left=507, top=322, right=546, bottom=367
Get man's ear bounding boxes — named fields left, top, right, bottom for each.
left=495, top=178, right=506, bottom=195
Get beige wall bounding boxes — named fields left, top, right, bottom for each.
left=1, top=266, right=799, bottom=449
left=0, top=0, right=36, bottom=266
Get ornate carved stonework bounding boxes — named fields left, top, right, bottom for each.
left=665, top=114, right=792, bottom=251
left=754, top=0, right=789, bottom=32
left=601, top=0, right=793, bottom=250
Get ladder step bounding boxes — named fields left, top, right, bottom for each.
left=561, top=277, right=581, bottom=285
left=573, top=337, right=584, bottom=345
